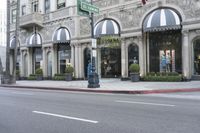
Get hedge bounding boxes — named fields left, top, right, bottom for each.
left=143, top=75, right=182, bottom=82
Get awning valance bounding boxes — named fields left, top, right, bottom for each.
left=94, top=19, right=120, bottom=38
left=52, top=27, right=71, bottom=44
left=27, top=33, right=42, bottom=47
left=143, top=8, right=181, bottom=32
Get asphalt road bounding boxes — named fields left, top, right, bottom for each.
left=0, top=87, right=200, bottom=133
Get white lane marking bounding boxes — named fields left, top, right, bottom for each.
left=11, top=92, right=34, bottom=95
left=32, top=111, right=98, bottom=124
left=115, top=100, right=176, bottom=107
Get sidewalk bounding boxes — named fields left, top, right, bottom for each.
left=1, top=79, right=200, bottom=94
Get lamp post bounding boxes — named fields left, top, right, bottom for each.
left=4, top=0, right=11, bottom=84
left=87, top=0, right=100, bottom=88
left=11, top=0, right=20, bottom=84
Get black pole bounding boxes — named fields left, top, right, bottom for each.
left=4, top=0, right=11, bottom=84
left=87, top=0, right=100, bottom=88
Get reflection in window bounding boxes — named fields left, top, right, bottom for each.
left=58, top=45, right=71, bottom=74
left=149, top=30, right=182, bottom=73
left=33, top=48, right=42, bottom=73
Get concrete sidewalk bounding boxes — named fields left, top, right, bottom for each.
left=1, top=79, right=200, bottom=94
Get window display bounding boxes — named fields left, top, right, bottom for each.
left=149, top=30, right=182, bottom=73
left=159, top=50, right=175, bottom=72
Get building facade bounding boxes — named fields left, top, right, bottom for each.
left=10, top=0, right=200, bottom=80
left=0, top=0, right=7, bottom=69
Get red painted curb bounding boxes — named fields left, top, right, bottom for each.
left=1, top=85, right=200, bottom=94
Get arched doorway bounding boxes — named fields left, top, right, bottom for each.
left=94, top=18, right=121, bottom=78
left=84, top=48, right=91, bottom=79
left=143, top=8, right=182, bottom=73
left=193, top=39, right=200, bottom=75
left=52, top=27, right=71, bottom=74
left=47, top=51, right=52, bottom=77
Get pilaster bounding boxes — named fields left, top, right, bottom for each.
left=182, top=30, right=190, bottom=79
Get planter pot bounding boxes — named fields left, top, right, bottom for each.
left=65, top=73, right=72, bottom=81
left=36, top=75, right=43, bottom=80
left=130, top=73, right=140, bottom=82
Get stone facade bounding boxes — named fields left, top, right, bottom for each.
left=10, top=0, right=200, bottom=80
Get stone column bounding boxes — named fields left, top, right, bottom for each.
left=42, top=47, right=47, bottom=77
left=74, top=44, right=79, bottom=79
left=20, top=50, right=23, bottom=77
left=182, top=30, right=190, bottom=79
left=71, top=44, right=75, bottom=67
left=97, top=48, right=101, bottom=78
left=138, top=36, right=145, bottom=77
left=52, top=45, right=57, bottom=76
left=125, top=40, right=129, bottom=78
left=28, top=48, right=32, bottom=75
left=121, top=38, right=127, bottom=79
left=78, top=45, right=84, bottom=79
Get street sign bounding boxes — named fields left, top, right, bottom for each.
left=81, top=2, right=99, bottom=14
left=77, top=0, right=90, bottom=17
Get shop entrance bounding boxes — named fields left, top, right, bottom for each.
left=101, top=48, right=121, bottom=78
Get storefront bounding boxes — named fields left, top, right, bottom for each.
left=94, top=18, right=121, bottom=78
left=143, top=8, right=182, bottom=74
left=52, top=27, right=71, bottom=74
left=27, top=32, right=42, bottom=74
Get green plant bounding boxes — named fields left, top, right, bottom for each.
left=28, top=74, right=37, bottom=80
left=97, top=36, right=121, bottom=48
left=53, top=74, right=65, bottom=80
left=35, top=68, right=43, bottom=75
left=65, top=63, right=74, bottom=73
left=129, top=64, right=140, bottom=73
left=143, top=75, right=182, bottom=82
left=147, top=72, right=156, bottom=76
left=16, top=70, right=20, bottom=76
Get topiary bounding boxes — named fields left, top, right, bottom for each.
left=129, top=64, right=140, bottom=73
left=65, top=63, right=74, bottom=73
left=35, top=68, right=43, bottom=75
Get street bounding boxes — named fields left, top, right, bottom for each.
left=0, top=87, right=200, bottom=133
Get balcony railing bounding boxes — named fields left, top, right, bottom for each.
left=20, top=12, right=43, bottom=28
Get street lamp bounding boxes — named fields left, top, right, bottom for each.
left=87, top=0, right=100, bottom=88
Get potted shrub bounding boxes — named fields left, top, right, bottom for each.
left=65, top=63, right=74, bottom=81
left=35, top=68, right=43, bottom=80
left=129, top=63, right=140, bottom=82
left=16, top=70, right=20, bottom=80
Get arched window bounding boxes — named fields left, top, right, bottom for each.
left=128, top=44, right=139, bottom=66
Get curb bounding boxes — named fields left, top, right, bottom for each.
left=1, top=85, right=200, bottom=94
